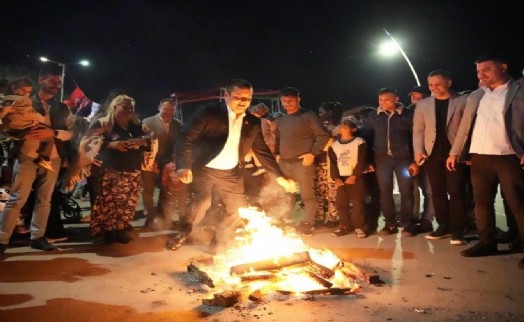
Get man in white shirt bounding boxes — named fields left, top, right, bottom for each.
left=176, top=79, right=294, bottom=253
left=447, top=53, right=524, bottom=269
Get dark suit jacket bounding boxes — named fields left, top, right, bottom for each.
left=176, top=102, right=283, bottom=176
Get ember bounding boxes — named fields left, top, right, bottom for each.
left=186, top=207, right=373, bottom=305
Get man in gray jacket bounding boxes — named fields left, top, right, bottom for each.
left=413, top=70, right=468, bottom=245
left=446, top=53, right=524, bottom=269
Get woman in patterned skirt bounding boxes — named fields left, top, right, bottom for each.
left=85, top=95, right=152, bottom=244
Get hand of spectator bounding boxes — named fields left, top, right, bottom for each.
left=345, top=175, right=357, bottom=185
left=275, top=154, right=280, bottom=163
left=177, top=168, right=192, bottom=184
left=108, top=141, right=129, bottom=152
left=415, top=153, right=427, bottom=165
left=446, top=155, right=457, bottom=171
left=298, top=153, right=315, bottom=166
left=126, top=138, right=146, bottom=149
left=276, top=176, right=297, bottom=193
left=25, top=127, right=54, bottom=140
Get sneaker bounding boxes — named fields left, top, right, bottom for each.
left=450, top=233, right=468, bottom=246
left=355, top=228, right=367, bottom=238
left=296, top=221, right=315, bottom=236
left=30, top=237, right=58, bottom=251
left=37, top=159, right=55, bottom=172
left=402, top=225, right=417, bottom=237
left=379, top=225, right=398, bottom=236
left=425, top=226, right=451, bottom=240
left=332, top=226, right=350, bottom=237
left=252, top=168, right=266, bottom=176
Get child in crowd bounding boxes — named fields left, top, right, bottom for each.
left=0, top=78, right=54, bottom=171
left=328, top=118, right=368, bottom=238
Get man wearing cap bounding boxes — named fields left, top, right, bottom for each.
left=413, top=70, right=469, bottom=245
left=366, top=88, right=416, bottom=237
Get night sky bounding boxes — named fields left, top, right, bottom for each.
left=1, top=0, right=523, bottom=118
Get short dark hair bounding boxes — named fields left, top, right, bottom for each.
left=39, top=68, right=61, bottom=78
left=428, top=70, right=452, bottom=80
left=377, top=87, right=398, bottom=96
left=8, top=77, right=33, bottom=93
left=159, top=98, right=175, bottom=106
left=475, top=52, right=507, bottom=64
left=279, top=87, right=300, bottom=97
left=225, top=79, right=252, bottom=93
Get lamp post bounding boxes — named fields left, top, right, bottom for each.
left=39, top=57, right=90, bottom=101
left=380, top=29, right=420, bottom=86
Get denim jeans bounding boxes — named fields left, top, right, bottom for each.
left=0, top=155, right=61, bottom=244
left=374, top=154, right=414, bottom=227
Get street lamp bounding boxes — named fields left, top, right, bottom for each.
left=380, top=29, right=420, bottom=86
left=39, top=56, right=90, bottom=101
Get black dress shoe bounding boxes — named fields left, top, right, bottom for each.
left=115, top=230, right=132, bottom=244
left=30, top=237, right=58, bottom=251
left=460, top=243, right=497, bottom=257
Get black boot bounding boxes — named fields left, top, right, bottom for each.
left=115, top=230, right=132, bottom=244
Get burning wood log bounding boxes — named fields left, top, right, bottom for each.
left=202, top=290, right=241, bottom=307
left=308, top=260, right=336, bottom=279
left=240, top=273, right=276, bottom=282
left=230, top=251, right=311, bottom=275
left=305, top=269, right=333, bottom=288
left=276, top=287, right=358, bottom=296
left=187, top=262, right=215, bottom=288
left=341, top=261, right=384, bottom=285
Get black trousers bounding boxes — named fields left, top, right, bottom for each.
left=425, top=151, right=467, bottom=233
left=335, top=178, right=366, bottom=230
left=470, top=154, right=524, bottom=244
left=183, top=166, right=246, bottom=248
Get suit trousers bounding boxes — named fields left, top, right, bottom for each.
left=184, top=166, right=246, bottom=249
left=425, top=151, right=467, bottom=233
left=470, top=154, right=524, bottom=244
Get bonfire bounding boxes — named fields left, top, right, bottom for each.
left=184, top=207, right=375, bottom=306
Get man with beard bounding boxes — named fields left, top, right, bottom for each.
left=0, top=69, right=73, bottom=259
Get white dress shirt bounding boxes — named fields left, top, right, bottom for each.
left=470, top=82, right=514, bottom=155
left=206, top=105, right=245, bottom=170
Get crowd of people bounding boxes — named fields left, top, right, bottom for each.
left=0, top=52, right=522, bottom=270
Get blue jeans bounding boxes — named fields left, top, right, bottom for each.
left=374, top=155, right=414, bottom=227
left=0, top=155, right=61, bottom=244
